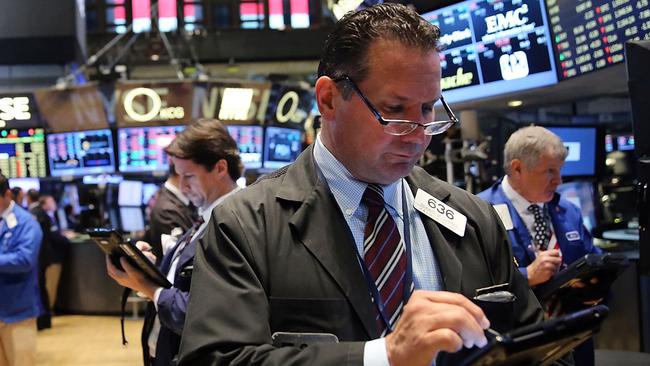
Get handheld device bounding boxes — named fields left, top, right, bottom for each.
left=87, top=228, right=172, bottom=288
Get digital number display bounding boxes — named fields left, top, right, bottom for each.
left=47, top=129, right=115, bottom=177
left=0, top=128, right=46, bottom=178
left=547, top=0, right=650, bottom=79
left=118, top=125, right=184, bottom=173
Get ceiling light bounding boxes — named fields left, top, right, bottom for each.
left=507, top=100, right=523, bottom=107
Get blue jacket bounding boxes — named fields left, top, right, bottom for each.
left=477, top=179, right=601, bottom=278
left=141, top=230, right=197, bottom=366
left=0, top=202, right=44, bottom=323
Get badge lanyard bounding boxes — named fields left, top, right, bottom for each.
left=353, top=184, right=413, bottom=332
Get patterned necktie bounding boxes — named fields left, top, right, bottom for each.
left=170, top=216, right=205, bottom=264
left=362, top=184, right=407, bottom=335
left=528, top=204, right=550, bottom=250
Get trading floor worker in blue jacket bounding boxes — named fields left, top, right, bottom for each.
left=478, top=125, right=601, bottom=366
left=0, top=173, right=44, bottom=366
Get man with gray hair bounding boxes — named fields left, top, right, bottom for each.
left=478, top=125, right=601, bottom=366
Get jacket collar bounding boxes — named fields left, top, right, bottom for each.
left=278, top=146, right=464, bottom=336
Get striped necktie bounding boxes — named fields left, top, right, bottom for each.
left=362, top=183, right=407, bottom=335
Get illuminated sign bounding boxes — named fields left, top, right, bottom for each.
left=218, top=88, right=254, bottom=121
left=0, top=97, right=31, bottom=124
left=115, top=81, right=193, bottom=127
left=265, top=84, right=313, bottom=127
left=196, top=81, right=271, bottom=124
left=421, top=0, right=557, bottom=103
left=546, top=0, right=650, bottom=80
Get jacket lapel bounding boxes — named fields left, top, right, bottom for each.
left=405, top=170, right=463, bottom=293
left=278, top=146, right=379, bottom=340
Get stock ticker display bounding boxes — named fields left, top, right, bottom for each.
left=0, top=128, right=46, bottom=178
left=547, top=0, right=650, bottom=80
left=421, top=0, right=557, bottom=103
left=118, top=125, right=185, bottom=173
left=47, top=129, right=116, bottom=177
left=226, top=125, right=264, bottom=169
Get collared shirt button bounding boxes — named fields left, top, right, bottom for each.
left=345, top=208, right=353, bottom=215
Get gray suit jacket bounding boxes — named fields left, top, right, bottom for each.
left=178, top=145, right=542, bottom=366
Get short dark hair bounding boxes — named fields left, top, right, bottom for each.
left=317, top=3, right=441, bottom=82
left=0, top=173, right=9, bottom=196
left=10, top=186, right=22, bottom=200
left=165, top=119, right=242, bottom=181
left=27, top=188, right=40, bottom=203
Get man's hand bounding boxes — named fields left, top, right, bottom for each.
left=527, top=249, right=562, bottom=287
left=385, top=290, right=490, bottom=366
left=135, top=241, right=157, bottom=264
left=105, top=255, right=159, bottom=300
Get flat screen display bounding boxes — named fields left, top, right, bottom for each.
left=118, top=180, right=143, bottom=206
left=263, top=127, right=302, bottom=170
left=119, top=207, right=145, bottom=232
left=556, top=180, right=597, bottom=232
left=47, top=129, right=116, bottom=177
left=0, top=128, right=46, bottom=178
left=420, top=0, right=557, bottom=103
left=547, top=127, right=597, bottom=177
left=226, top=125, right=264, bottom=169
left=547, top=0, right=650, bottom=80
left=142, top=183, right=159, bottom=205
left=118, top=125, right=185, bottom=173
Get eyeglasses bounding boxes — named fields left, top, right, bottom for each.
left=333, top=75, right=459, bottom=136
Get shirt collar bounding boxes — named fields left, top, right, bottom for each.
left=164, top=180, right=191, bottom=206
left=502, top=175, right=543, bottom=214
left=313, top=134, right=402, bottom=217
left=1, top=200, right=15, bottom=219
left=198, top=186, right=242, bottom=223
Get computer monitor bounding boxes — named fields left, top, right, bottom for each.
left=547, top=127, right=597, bottom=177
left=142, top=183, right=159, bottom=205
left=117, top=125, right=185, bottom=173
left=226, top=125, right=264, bottom=170
left=556, top=181, right=598, bottom=232
left=47, top=129, right=116, bottom=177
left=420, top=0, right=557, bottom=103
left=118, top=180, right=143, bottom=206
left=0, top=128, right=47, bottom=178
left=119, top=206, right=145, bottom=232
left=263, top=126, right=302, bottom=170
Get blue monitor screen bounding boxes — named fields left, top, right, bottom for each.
left=616, top=134, right=634, bottom=151
left=263, top=127, right=302, bottom=170
left=556, top=180, right=597, bottom=232
left=226, top=125, right=264, bottom=169
left=420, top=0, right=557, bottom=103
left=547, top=127, right=596, bottom=177
left=118, top=125, right=185, bottom=173
left=47, top=129, right=116, bottom=177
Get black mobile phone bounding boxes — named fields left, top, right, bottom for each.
left=87, top=228, right=172, bottom=288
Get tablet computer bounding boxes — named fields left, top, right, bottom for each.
left=533, top=253, right=629, bottom=303
left=87, top=228, right=172, bottom=288
left=460, top=305, right=609, bottom=366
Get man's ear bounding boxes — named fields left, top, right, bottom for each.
left=315, top=76, right=337, bottom=121
left=510, top=159, right=523, bottom=177
left=214, top=159, right=228, bottom=176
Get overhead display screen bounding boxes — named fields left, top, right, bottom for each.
left=47, top=129, right=116, bottom=177
left=118, top=125, right=184, bottom=173
left=0, top=128, right=46, bottom=178
left=421, top=0, right=557, bottom=103
left=226, top=125, right=264, bottom=169
left=547, top=0, right=650, bottom=80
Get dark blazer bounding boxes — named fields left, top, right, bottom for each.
left=178, top=145, right=543, bottom=366
left=141, top=228, right=199, bottom=366
left=146, top=185, right=197, bottom=264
